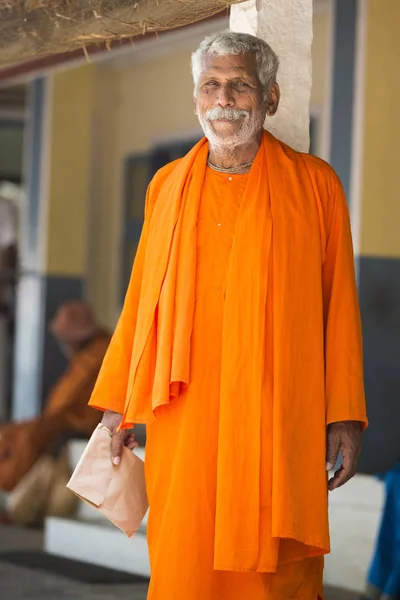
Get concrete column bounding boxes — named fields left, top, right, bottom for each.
left=12, top=77, right=49, bottom=420
left=230, top=0, right=313, bottom=152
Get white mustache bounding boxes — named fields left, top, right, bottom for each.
left=205, top=107, right=250, bottom=121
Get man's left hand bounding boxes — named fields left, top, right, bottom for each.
left=326, top=421, right=362, bottom=491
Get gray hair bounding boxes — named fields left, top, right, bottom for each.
left=191, top=30, right=279, bottom=94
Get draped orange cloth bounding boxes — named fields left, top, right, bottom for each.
left=89, top=131, right=367, bottom=597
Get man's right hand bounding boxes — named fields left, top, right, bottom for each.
left=101, top=410, right=137, bottom=466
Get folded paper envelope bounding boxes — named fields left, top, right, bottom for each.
left=66, top=424, right=148, bottom=538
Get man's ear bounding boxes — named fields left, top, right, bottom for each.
left=266, top=82, right=280, bottom=117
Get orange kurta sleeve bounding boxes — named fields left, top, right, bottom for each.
left=88, top=188, right=152, bottom=415
left=322, top=175, right=367, bottom=427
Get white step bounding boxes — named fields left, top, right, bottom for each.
left=324, top=473, right=384, bottom=593
left=45, top=516, right=150, bottom=576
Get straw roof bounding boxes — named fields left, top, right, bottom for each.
left=0, top=0, right=246, bottom=67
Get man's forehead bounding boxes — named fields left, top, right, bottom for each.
left=200, top=53, right=258, bottom=75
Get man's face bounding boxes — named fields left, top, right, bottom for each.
left=194, top=53, right=278, bottom=150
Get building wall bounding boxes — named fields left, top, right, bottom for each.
left=311, top=8, right=329, bottom=108
left=323, top=0, right=400, bottom=588
left=359, top=0, right=400, bottom=258
left=355, top=0, right=400, bottom=475
left=311, top=6, right=330, bottom=155
left=41, top=65, right=95, bottom=402
left=89, top=9, right=329, bottom=328
left=86, top=68, right=120, bottom=328
left=46, top=65, right=94, bottom=276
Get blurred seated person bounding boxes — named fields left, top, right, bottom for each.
left=0, top=300, right=110, bottom=494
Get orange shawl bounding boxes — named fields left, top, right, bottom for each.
left=90, top=131, right=367, bottom=571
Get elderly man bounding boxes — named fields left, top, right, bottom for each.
left=0, top=300, right=109, bottom=494
left=90, top=31, right=367, bottom=599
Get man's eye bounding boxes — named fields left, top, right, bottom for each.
left=235, top=82, right=249, bottom=87
left=205, top=81, right=218, bottom=86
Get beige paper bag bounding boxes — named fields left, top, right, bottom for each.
left=67, top=424, right=148, bottom=537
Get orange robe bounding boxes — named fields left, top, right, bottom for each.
left=90, top=132, right=367, bottom=599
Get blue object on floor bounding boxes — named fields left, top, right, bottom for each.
left=367, top=462, right=400, bottom=600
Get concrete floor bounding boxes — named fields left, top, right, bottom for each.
left=0, top=524, right=358, bottom=600
left=0, top=524, right=148, bottom=600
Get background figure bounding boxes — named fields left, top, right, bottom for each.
left=364, top=463, right=400, bottom=600
left=0, top=300, right=110, bottom=524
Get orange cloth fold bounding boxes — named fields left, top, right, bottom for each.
left=90, top=131, right=367, bottom=573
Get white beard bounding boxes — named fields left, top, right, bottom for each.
left=197, top=106, right=266, bottom=152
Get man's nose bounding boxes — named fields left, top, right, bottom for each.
left=217, top=84, right=234, bottom=107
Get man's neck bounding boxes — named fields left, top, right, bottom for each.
left=208, top=132, right=262, bottom=171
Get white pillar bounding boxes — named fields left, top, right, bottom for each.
left=230, top=0, right=313, bottom=153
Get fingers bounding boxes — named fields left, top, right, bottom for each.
left=330, top=434, right=359, bottom=490
left=101, top=410, right=123, bottom=435
left=328, top=452, right=357, bottom=491
left=327, top=421, right=362, bottom=491
left=124, top=433, right=138, bottom=451
left=328, top=466, right=347, bottom=491
left=126, top=441, right=138, bottom=450
left=110, top=429, right=126, bottom=465
left=326, top=430, right=340, bottom=472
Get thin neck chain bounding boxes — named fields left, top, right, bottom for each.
left=206, top=159, right=253, bottom=174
